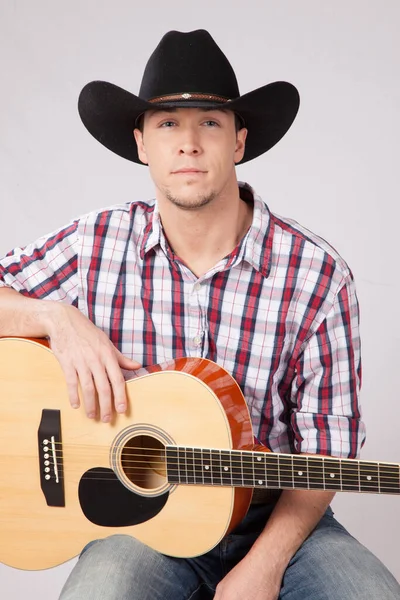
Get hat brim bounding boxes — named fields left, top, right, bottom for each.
left=78, top=80, right=300, bottom=165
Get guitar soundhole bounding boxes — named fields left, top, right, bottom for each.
left=121, top=435, right=167, bottom=491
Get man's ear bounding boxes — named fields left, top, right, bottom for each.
left=234, top=128, right=248, bottom=164
left=133, top=128, right=148, bottom=165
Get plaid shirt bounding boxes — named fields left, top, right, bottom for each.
left=0, top=183, right=365, bottom=458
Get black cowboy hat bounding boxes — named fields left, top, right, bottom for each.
left=78, top=29, right=300, bottom=165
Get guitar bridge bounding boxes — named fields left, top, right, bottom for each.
left=37, top=409, right=65, bottom=507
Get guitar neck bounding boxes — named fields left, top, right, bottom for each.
left=166, top=447, right=400, bottom=494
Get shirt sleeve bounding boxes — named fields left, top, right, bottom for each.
left=0, top=220, right=79, bottom=305
left=290, top=273, right=365, bottom=458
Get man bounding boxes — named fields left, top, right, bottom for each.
left=0, top=29, right=398, bottom=599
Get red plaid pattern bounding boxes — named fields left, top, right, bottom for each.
left=0, top=184, right=365, bottom=458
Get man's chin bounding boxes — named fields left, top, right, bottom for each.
left=165, top=190, right=217, bottom=210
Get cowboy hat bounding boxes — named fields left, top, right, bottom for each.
left=78, top=29, right=300, bottom=164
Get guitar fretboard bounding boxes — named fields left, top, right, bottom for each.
left=166, top=447, right=400, bottom=494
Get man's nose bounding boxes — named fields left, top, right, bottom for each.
left=178, top=128, right=202, bottom=155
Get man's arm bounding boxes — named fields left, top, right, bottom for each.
left=0, top=286, right=140, bottom=420
left=250, top=488, right=335, bottom=568
left=216, top=273, right=364, bottom=599
left=0, top=286, right=59, bottom=338
left=215, top=489, right=335, bottom=600
left=0, top=220, right=140, bottom=419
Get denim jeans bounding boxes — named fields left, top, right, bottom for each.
left=59, top=504, right=400, bottom=599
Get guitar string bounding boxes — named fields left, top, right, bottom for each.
left=0, top=455, right=400, bottom=485
left=9, top=455, right=399, bottom=478
left=48, top=460, right=400, bottom=480
left=2, top=459, right=397, bottom=483
left=42, top=467, right=400, bottom=484
left=27, top=471, right=400, bottom=491
left=24, top=459, right=400, bottom=480
left=31, top=447, right=400, bottom=478
left=39, top=440, right=400, bottom=470
left=29, top=452, right=400, bottom=483
left=24, top=458, right=400, bottom=482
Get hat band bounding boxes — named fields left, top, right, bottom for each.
left=148, top=92, right=231, bottom=104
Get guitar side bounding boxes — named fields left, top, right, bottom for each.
left=0, top=338, right=253, bottom=570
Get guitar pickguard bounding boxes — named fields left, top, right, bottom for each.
left=78, top=468, right=170, bottom=527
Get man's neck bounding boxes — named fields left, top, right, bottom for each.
left=156, top=183, right=253, bottom=278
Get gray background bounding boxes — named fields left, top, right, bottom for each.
left=0, top=1, right=399, bottom=597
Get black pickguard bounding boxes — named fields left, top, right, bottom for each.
left=78, top=468, right=169, bottom=527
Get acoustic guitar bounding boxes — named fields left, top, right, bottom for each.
left=0, top=337, right=398, bottom=570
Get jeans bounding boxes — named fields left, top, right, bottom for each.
left=59, top=504, right=400, bottom=599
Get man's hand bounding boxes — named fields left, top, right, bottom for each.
left=47, top=303, right=141, bottom=421
left=214, top=549, right=282, bottom=600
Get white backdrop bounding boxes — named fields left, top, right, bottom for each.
left=0, top=1, right=399, bottom=597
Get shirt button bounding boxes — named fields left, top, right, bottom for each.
left=193, top=335, right=202, bottom=346
left=193, top=282, right=201, bottom=292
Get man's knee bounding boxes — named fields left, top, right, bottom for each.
left=80, top=534, right=165, bottom=571
left=60, top=535, right=187, bottom=600
left=281, top=518, right=400, bottom=599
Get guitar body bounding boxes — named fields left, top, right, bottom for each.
left=0, top=338, right=254, bottom=570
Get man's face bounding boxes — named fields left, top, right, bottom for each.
left=133, top=108, right=247, bottom=210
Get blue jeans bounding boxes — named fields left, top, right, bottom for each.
left=59, top=504, right=400, bottom=599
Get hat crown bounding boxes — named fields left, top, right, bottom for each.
left=138, top=30, right=240, bottom=101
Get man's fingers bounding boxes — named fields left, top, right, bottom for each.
left=77, top=367, right=98, bottom=419
left=116, top=349, right=141, bottom=370
left=105, top=359, right=128, bottom=414
left=54, top=339, right=136, bottom=421
left=63, top=367, right=80, bottom=409
left=90, top=365, right=114, bottom=422
left=53, top=351, right=80, bottom=409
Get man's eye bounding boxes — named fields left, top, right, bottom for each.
left=204, top=120, right=219, bottom=127
left=160, top=121, right=176, bottom=127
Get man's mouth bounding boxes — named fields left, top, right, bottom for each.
left=172, top=168, right=206, bottom=174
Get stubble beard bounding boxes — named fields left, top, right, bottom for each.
left=164, top=188, right=217, bottom=211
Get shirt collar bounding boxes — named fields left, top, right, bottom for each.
left=140, top=182, right=274, bottom=279
left=139, top=201, right=164, bottom=259
left=237, top=182, right=274, bottom=279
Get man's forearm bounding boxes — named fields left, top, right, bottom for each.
left=248, top=489, right=335, bottom=573
left=0, top=287, right=59, bottom=337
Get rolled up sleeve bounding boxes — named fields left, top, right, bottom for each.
left=290, top=274, right=365, bottom=458
left=0, top=221, right=79, bottom=305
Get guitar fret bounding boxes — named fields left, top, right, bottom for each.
left=379, top=463, right=400, bottom=494
left=231, top=450, right=242, bottom=486
left=359, top=462, right=379, bottom=493
left=279, top=454, right=294, bottom=488
left=308, top=457, right=325, bottom=490
left=165, top=446, right=180, bottom=484
left=186, top=447, right=195, bottom=484
left=293, top=455, right=309, bottom=489
left=193, top=448, right=203, bottom=485
left=242, top=452, right=254, bottom=486
left=218, top=449, right=223, bottom=485
left=202, top=449, right=212, bottom=485
left=211, top=450, right=222, bottom=486
left=254, top=452, right=266, bottom=487
left=220, top=450, right=232, bottom=486
left=178, top=447, right=187, bottom=484
left=378, top=461, right=381, bottom=495
left=265, top=453, right=280, bottom=488
left=340, top=459, right=360, bottom=492
left=323, top=458, right=342, bottom=491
